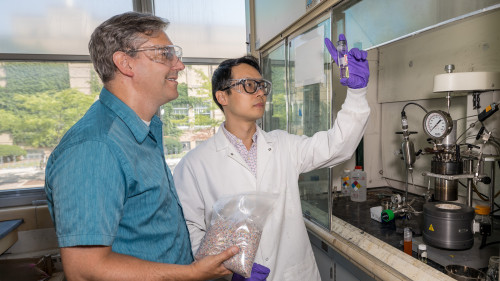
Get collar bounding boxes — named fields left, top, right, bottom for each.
left=99, top=88, right=161, bottom=144
left=221, top=122, right=258, bottom=147
left=215, top=123, right=275, bottom=151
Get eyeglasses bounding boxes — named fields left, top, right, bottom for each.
left=125, top=45, right=182, bottom=66
left=222, top=78, right=272, bottom=96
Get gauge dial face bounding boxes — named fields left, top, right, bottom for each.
left=423, top=110, right=452, bottom=139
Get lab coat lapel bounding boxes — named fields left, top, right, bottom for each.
left=214, top=126, right=256, bottom=179
left=256, top=126, right=274, bottom=191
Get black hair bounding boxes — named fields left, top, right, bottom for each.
left=211, top=56, right=261, bottom=112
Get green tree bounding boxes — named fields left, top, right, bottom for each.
left=162, top=65, right=222, bottom=137
left=89, top=69, right=103, bottom=95
left=4, top=89, right=94, bottom=147
left=191, top=67, right=223, bottom=129
left=162, top=82, right=190, bottom=138
left=0, top=144, right=26, bottom=162
left=0, top=62, right=70, bottom=95
left=0, top=62, right=95, bottom=148
left=163, top=137, right=183, bottom=155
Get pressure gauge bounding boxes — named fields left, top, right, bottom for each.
left=422, top=110, right=453, bottom=140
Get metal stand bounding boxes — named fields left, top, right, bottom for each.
left=483, top=155, right=499, bottom=220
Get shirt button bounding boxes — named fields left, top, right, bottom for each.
left=268, top=148, right=271, bottom=151
left=265, top=258, right=269, bottom=261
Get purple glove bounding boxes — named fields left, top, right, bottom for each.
left=231, top=263, right=270, bottom=281
left=324, top=34, right=370, bottom=89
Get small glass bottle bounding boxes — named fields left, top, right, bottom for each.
left=336, top=39, right=349, bottom=79
left=340, top=169, right=351, bottom=197
left=350, top=166, right=367, bottom=202
left=418, top=244, right=427, bottom=263
left=403, top=227, right=412, bottom=256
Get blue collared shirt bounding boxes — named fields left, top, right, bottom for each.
left=45, top=88, right=193, bottom=264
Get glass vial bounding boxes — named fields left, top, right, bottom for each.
left=403, top=227, right=412, bottom=256
left=487, top=256, right=499, bottom=281
left=418, top=244, right=427, bottom=263
left=336, top=39, right=349, bottom=79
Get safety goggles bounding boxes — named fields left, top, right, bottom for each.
left=222, top=78, right=272, bottom=96
left=126, top=45, right=182, bottom=67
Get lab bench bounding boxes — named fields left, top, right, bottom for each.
left=0, top=219, right=23, bottom=255
left=302, top=187, right=499, bottom=280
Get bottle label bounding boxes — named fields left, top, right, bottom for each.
left=339, top=54, right=348, bottom=66
left=342, top=176, right=349, bottom=188
left=351, top=180, right=361, bottom=191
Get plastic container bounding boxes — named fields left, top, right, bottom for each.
left=404, top=227, right=412, bottom=256
left=340, top=169, right=351, bottom=197
left=350, top=166, right=367, bottom=202
left=418, top=244, right=427, bottom=263
left=336, top=39, right=349, bottom=79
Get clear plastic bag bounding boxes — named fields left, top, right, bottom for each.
left=195, top=193, right=277, bottom=278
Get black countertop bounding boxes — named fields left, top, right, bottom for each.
left=330, top=187, right=445, bottom=271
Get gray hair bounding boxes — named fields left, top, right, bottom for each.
left=89, top=12, right=169, bottom=83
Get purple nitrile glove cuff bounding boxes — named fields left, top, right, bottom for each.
left=231, top=263, right=271, bottom=281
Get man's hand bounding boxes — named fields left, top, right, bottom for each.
left=325, top=34, right=370, bottom=89
left=191, top=246, right=240, bottom=280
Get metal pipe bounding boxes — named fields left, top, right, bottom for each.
left=490, top=161, right=495, bottom=217
left=467, top=161, right=473, bottom=206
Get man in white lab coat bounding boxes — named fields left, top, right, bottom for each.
left=174, top=36, right=370, bottom=281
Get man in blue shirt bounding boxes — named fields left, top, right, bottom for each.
left=45, top=12, right=237, bottom=281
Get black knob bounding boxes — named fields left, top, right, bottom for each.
left=480, top=177, right=492, bottom=185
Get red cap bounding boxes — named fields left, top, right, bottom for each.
left=355, top=166, right=362, bottom=170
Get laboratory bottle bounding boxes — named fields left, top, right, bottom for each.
left=336, top=39, right=349, bottom=79
left=350, top=166, right=367, bottom=202
left=418, top=244, right=427, bottom=263
left=340, top=169, right=351, bottom=197
left=404, top=227, right=412, bottom=256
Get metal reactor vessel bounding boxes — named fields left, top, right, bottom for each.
left=397, top=64, right=500, bottom=250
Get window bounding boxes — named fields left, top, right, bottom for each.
left=262, top=43, right=287, bottom=132
left=0, top=61, right=98, bottom=195
left=0, top=0, right=133, bottom=55
left=161, top=65, right=224, bottom=166
left=331, top=0, right=500, bottom=50
left=0, top=0, right=245, bottom=207
left=155, top=0, right=247, bottom=59
left=287, top=18, right=332, bottom=228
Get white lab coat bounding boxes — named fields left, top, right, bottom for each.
left=173, top=88, right=370, bottom=281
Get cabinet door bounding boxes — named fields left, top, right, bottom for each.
left=311, top=241, right=334, bottom=281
